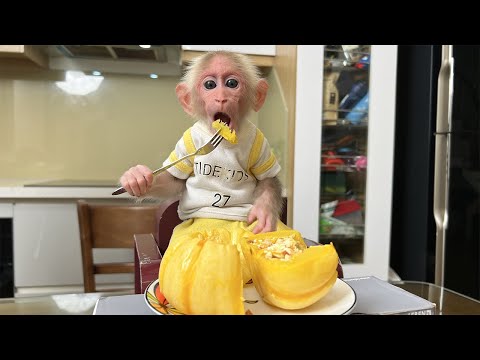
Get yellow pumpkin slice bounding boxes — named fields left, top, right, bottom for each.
left=212, top=119, right=237, bottom=144
left=159, top=228, right=244, bottom=315
left=241, top=230, right=339, bottom=310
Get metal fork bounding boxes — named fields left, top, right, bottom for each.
left=112, top=129, right=224, bottom=195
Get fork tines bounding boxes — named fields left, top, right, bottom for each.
left=211, top=133, right=224, bottom=147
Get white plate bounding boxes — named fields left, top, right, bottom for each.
left=144, top=278, right=356, bottom=315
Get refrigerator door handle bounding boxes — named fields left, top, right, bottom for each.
left=433, top=45, right=454, bottom=288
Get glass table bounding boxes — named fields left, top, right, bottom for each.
left=0, top=290, right=132, bottom=315
left=1, top=282, right=479, bottom=315
left=392, top=281, right=480, bottom=315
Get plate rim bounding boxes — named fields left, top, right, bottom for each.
left=338, top=279, right=357, bottom=315
left=144, top=279, right=169, bottom=315
left=144, top=278, right=357, bottom=315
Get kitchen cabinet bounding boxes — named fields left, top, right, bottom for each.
left=0, top=203, right=13, bottom=218
left=181, top=45, right=276, bottom=56
left=13, top=202, right=83, bottom=288
left=180, top=45, right=275, bottom=69
left=12, top=198, right=136, bottom=295
left=0, top=45, right=61, bottom=81
left=293, top=45, right=397, bottom=280
left=0, top=45, right=48, bottom=67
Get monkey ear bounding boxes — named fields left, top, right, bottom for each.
left=253, top=79, right=269, bottom=112
left=175, top=83, right=193, bottom=116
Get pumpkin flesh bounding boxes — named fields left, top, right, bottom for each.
left=242, top=230, right=339, bottom=310
left=212, top=119, right=237, bottom=144
left=159, top=228, right=244, bottom=315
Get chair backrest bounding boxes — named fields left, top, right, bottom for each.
left=77, top=200, right=159, bottom=292
left=155, top=198, right=182, bottom=255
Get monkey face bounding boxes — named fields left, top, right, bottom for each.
left=195, top=56, right=250, bottom=132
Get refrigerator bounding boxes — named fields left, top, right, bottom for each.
left=391, top=45, right=480, bottom=300
left=293, top=45, right=398, bottom=280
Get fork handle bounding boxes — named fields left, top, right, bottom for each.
left=111, top=187, right=127, bottom=195
left=151, top=151, right=196, bottom=175
left=111, top=152, right=197, bottom=196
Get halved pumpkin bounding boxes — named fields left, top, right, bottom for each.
left=241, top=230, right=339, bottom=310
left=159, top=228, right=244, bottom=315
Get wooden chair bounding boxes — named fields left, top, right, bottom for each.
left=77, top=200, right=160, bottom=293
left=133, top=198, right=343, bottom=294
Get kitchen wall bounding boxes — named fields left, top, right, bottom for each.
left=0, top=71, right=289, bottom=184
left=259, top=69, right=288, bottom=187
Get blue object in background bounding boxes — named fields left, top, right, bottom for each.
left=338, top=80, right=368, bottom=118
left=339, top=81, right=368, bottom=109
left=346, top=93, right=369, bottom=124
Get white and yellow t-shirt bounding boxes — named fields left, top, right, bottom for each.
left=164, top=120, right=281, bottom=221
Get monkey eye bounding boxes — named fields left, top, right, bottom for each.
left=225, top=78, right=239, bottom=88
left=204, top=80, right=217, bottom=90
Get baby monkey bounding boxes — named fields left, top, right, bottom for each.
left=119, top=50, right=285, bottom=234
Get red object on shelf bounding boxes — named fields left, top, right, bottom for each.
left=333, top=199, right=362, bottom=217
left=323, top=151, right=345, bottom=171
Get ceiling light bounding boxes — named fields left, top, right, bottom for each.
left=139, top=45, right=151, bottom=49
left=92, top=70, right=102, bottom=76
left=149, top=74, right=158, bottom=79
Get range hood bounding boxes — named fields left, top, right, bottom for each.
left=48, top=45, right=183, bottom=77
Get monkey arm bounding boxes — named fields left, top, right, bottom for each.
left=247, top=176, right=284, bottom=234
left=119, top=164, right=185, bottom=200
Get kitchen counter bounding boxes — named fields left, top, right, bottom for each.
left=24, top=179, right=119, bottom=187
left=0, top=179, right=131, bottom=199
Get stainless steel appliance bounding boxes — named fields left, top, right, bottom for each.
left=392, top=45, right=480, bottom=299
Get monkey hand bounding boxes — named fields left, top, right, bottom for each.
left=119, top=165, right=154, bottom=197
left=247, top=177, right=283, bottom=233
left=247, top=202, right=278, bottom=234
left=120, top=166, right=185, bottom=200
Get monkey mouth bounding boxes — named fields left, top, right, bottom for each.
left=213, top=112, right=231, bottom=128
